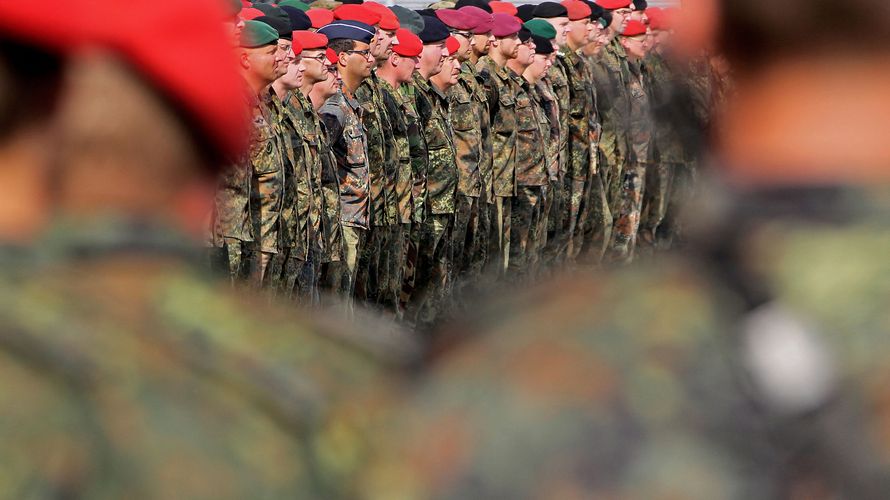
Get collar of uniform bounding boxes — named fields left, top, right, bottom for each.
left=338, top=89, right=361, bottom=111
left=413, top=72, right=432, bottom=93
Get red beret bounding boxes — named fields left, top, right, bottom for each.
left=291, top=40, right=304, bottom=55
left=445, top=35, right=460, bottom=55
left=435, top=9, right=474, bottom=31
left=240, top=7, right=265, bottom=20
left=460, top=6, right=494, bottom=34
left=646, top=7, right=669, bottom=30
left=90, top=0, right=250, bottom=160
left=489, top=2, right=518, bottom=16
left=293, top=30, right=329, bottom=50
left=491, top=12, right=521, bottom=37
left=326, top=47, right=339, bottom=64
left=0, top=2, right=84, bottom=51
left=333, top=5, right=382, bottom=26
left=307, top=9, right=335, bottom=29
left=392, top=28, right=422, bottom=57
left=596, top=0, right=632, bottom=9
left=560, top=0, right=592, bottom=21
left=622, top=19, right=647, bottom=36
left=364, top=2, right=400, bottom=30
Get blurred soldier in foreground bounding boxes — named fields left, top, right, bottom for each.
left=0, top=1, right=417, bottom=498
left=351, top=0, right=890, bottom=496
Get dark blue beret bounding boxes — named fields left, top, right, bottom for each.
left=418, top=15, right=450, bottom=44
left=281, top=6, right=312, bottom=31
left=517, top=5, right=536, bottom=22
left=533, top=2, right=568, bottom=18
left=317, top=20, right=376, bottom=44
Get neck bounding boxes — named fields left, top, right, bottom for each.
left=470, top=51, right=482, bottom=64
left=507, top=59, right=528, bottom=76
left=567, top=39, right=583, bottom=52
left=299, top=81, right=315, bottom=98
left=272, top=79, right=289, bottom=100
left=430, top=74, right=449, bottom=92
left=377, top=66, right=399, bottom=88
left=719, top=56, right=890, bottom=186
left=523, top=70, right=541, bottom=84
left=0, top=130, right=48, bottom=244
left=309, top=90, right=326, bottom=110
left=491, top=47, right=511, bottom=67
left=244, top=73, right=271, bottom=96
left=340, top=71, right=362, bottom=96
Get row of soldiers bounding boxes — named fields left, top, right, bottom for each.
left=212, top=0, right=725, bottom=326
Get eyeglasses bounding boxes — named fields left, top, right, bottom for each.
left=345, top=49, right=372, bottom=57
left=450, top=30, right=473, bottom=38
left=302, top=53, right=328, bottom=63
left=614, top=8, right=632, bottom=15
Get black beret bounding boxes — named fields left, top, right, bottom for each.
left=254, top=15, right=293, bottom=39
left=418, top=15, right=450, bottom=43
left=633, top=0, right=648, bottom=10
left=533, top=2, right=568, bottom=18
left=281, top=6, right=313, bottom=31
left=518, top=26, right=532, bottom=42
left=341, top=0, right=364, bottom=3
left=455, top=0, right=492, bottom=14
left=517, top=5, right=536, bottom=22
left=415, top=9, right=436, bottom=17
left=532, top=34, right=554, bottom=54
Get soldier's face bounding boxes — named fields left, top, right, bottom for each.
left=372, top=28, right=396, bottom=62
left=472, top=33, right=493, bottom=56
left=653, top=29, right=670, bottom=48
left=344, top=41, right=374, bottom=79
left=420, top=41, right=447, bottom=77
left=611, top=8, right=632, bottom=33
left=446, top=56, right=460, bottom=86
left=301, top=50, right=329, bottom=85
left=517, top=40, right=535, bottom=67
left=568, top=19, right=592, bottom=47
left=453, top=32, right=473, bottom=61
left=246, top=44, right=282, bottom=84
left=279, top=52, right=306, bottom=90
left=621, top=34, right=648, bottom=58
left=275, top=40, right=292, bottom=78
left=496, top=34, right=520, bottom=59
left=526, top=53, right=550, bottom=81
left=546, top=17, right=571, bottom=47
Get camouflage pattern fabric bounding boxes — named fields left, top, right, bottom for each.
left=592, top=38, right=632, bottom=210
left=542, top=58, right=572, bottom=264
left=251, top=93, right=286, bottom=259
left=562, top=49, right=594, bottom=260
left=350, top=183, right=890, bottom=500
left=0, top=218, right=420, bottom=500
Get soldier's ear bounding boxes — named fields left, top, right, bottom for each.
left=391, top=54, right=400, bottom=67
left=239, top=51, right=251, bottom=70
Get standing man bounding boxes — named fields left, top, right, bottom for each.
left=317, top=20, right=376, bottom=310
left=213, top=20, right=285, bottom=284
left=506, top=28, right=549, bottom=280
left=476, top=13, right=522, bottom=275
left=437, top=8, right=490, bottom=295
left=409, top=16, right=458, bottom=328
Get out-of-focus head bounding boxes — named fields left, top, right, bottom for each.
left=619, top=20, right=648, bottom=58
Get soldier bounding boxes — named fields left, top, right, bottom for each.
left=476, top=13, right=522, bottom=275
left=506, top=28, right=550, bottom=280
left=335, top=5, right=400, bottom=310
left=0, top=0, right=419, bottom=497
left=408, top=17, right=458, bottom=329
left=212, top=20, right=285, bottom=284
left=436, top=8, right=491, bottom=297
left=317, top=20, right=376, bottom=310
left=376, top=28, right=426, bottom=318
left=349, top=0, right=890, bottom=494
left=534, top=2, right=574, bottom=264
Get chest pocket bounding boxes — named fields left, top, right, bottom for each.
left=345, top=125, right=366, bottom=166
left=569, top=82, right=589, bottom=117
left=425, top=116, right=450, bottom=150
left=515, top=93, right=537, bottom=132
left=450, top=93, right=475, bottom=132
left=494, top=87, right=516, bottom=133
left=250, top=122, right=280, bottom=174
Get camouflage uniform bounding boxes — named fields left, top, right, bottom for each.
left=476, top=56, right=517, bottom=274
left=354, top=74, right=399, bottom=308
left=319, top=89, right=369, bottom=305
left=542, top=59, right=572, bottom=265
left=409, top=73, right=458, bottom=327
left=377, top=78, right=415, bottom=317
left=591, top=38, right=632, bottom=213
left=250, top=92, right=287, bottom=282
left=562, top=48, right=595, bottom=261
left=508, top=74, right=549, bottom=281
left=351, top=182, right=890, bottom=500
left=579, top=52, right=613, bottom=264
left=0, top=217, right=419, bottom=500
left=639, top=51, right=685, bottom=253
left=608, top=58, right=652, bottom=262
left=447, top=60, right=489, bottom=289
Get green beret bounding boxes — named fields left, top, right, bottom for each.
left=279, top=0, right=310, bottom=11
left=240, top=19, right=279, bottom=48
left=390, top=6, right=425, bottom=35
left=524, top=18, right=557, bottom=40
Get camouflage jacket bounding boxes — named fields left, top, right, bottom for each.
left=267, top=90, right=308, bottom=260
left=447, top=61, right=487, bottom=199
left=351, top=183, right=890, bottom=500
left=562, top=49, right=594, bottom=182
left=378, top=78, right=416, bottom=225
left=536, top=78, right=561, bottom=183
left=319, top=90, right=370, bottom=230
left=283, top=90, right=334, bottom=261
left=512, top=72, right=548, bottom=187
left=251, top=92, right=286, bottom=254
left=643, top=52, right=687, bottom=164
left=355, top=74, right=398, bottom=226
left=477, top=56, right=517, bottom=198
left=627, top=59, right=653, bottom=165
left=413, top=73, right=457, bottom=216
left=398, top=83, right=430, bottom=224
left=546, top=58, right=570, bottom=181
left=212, top=90, right=258, bottom=245
left=591, top=38, right=632, bottom=166
left=0, top=217, right=421, bottom=500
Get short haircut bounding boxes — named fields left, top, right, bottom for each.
left=327, top=38, right=356, bottom=56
